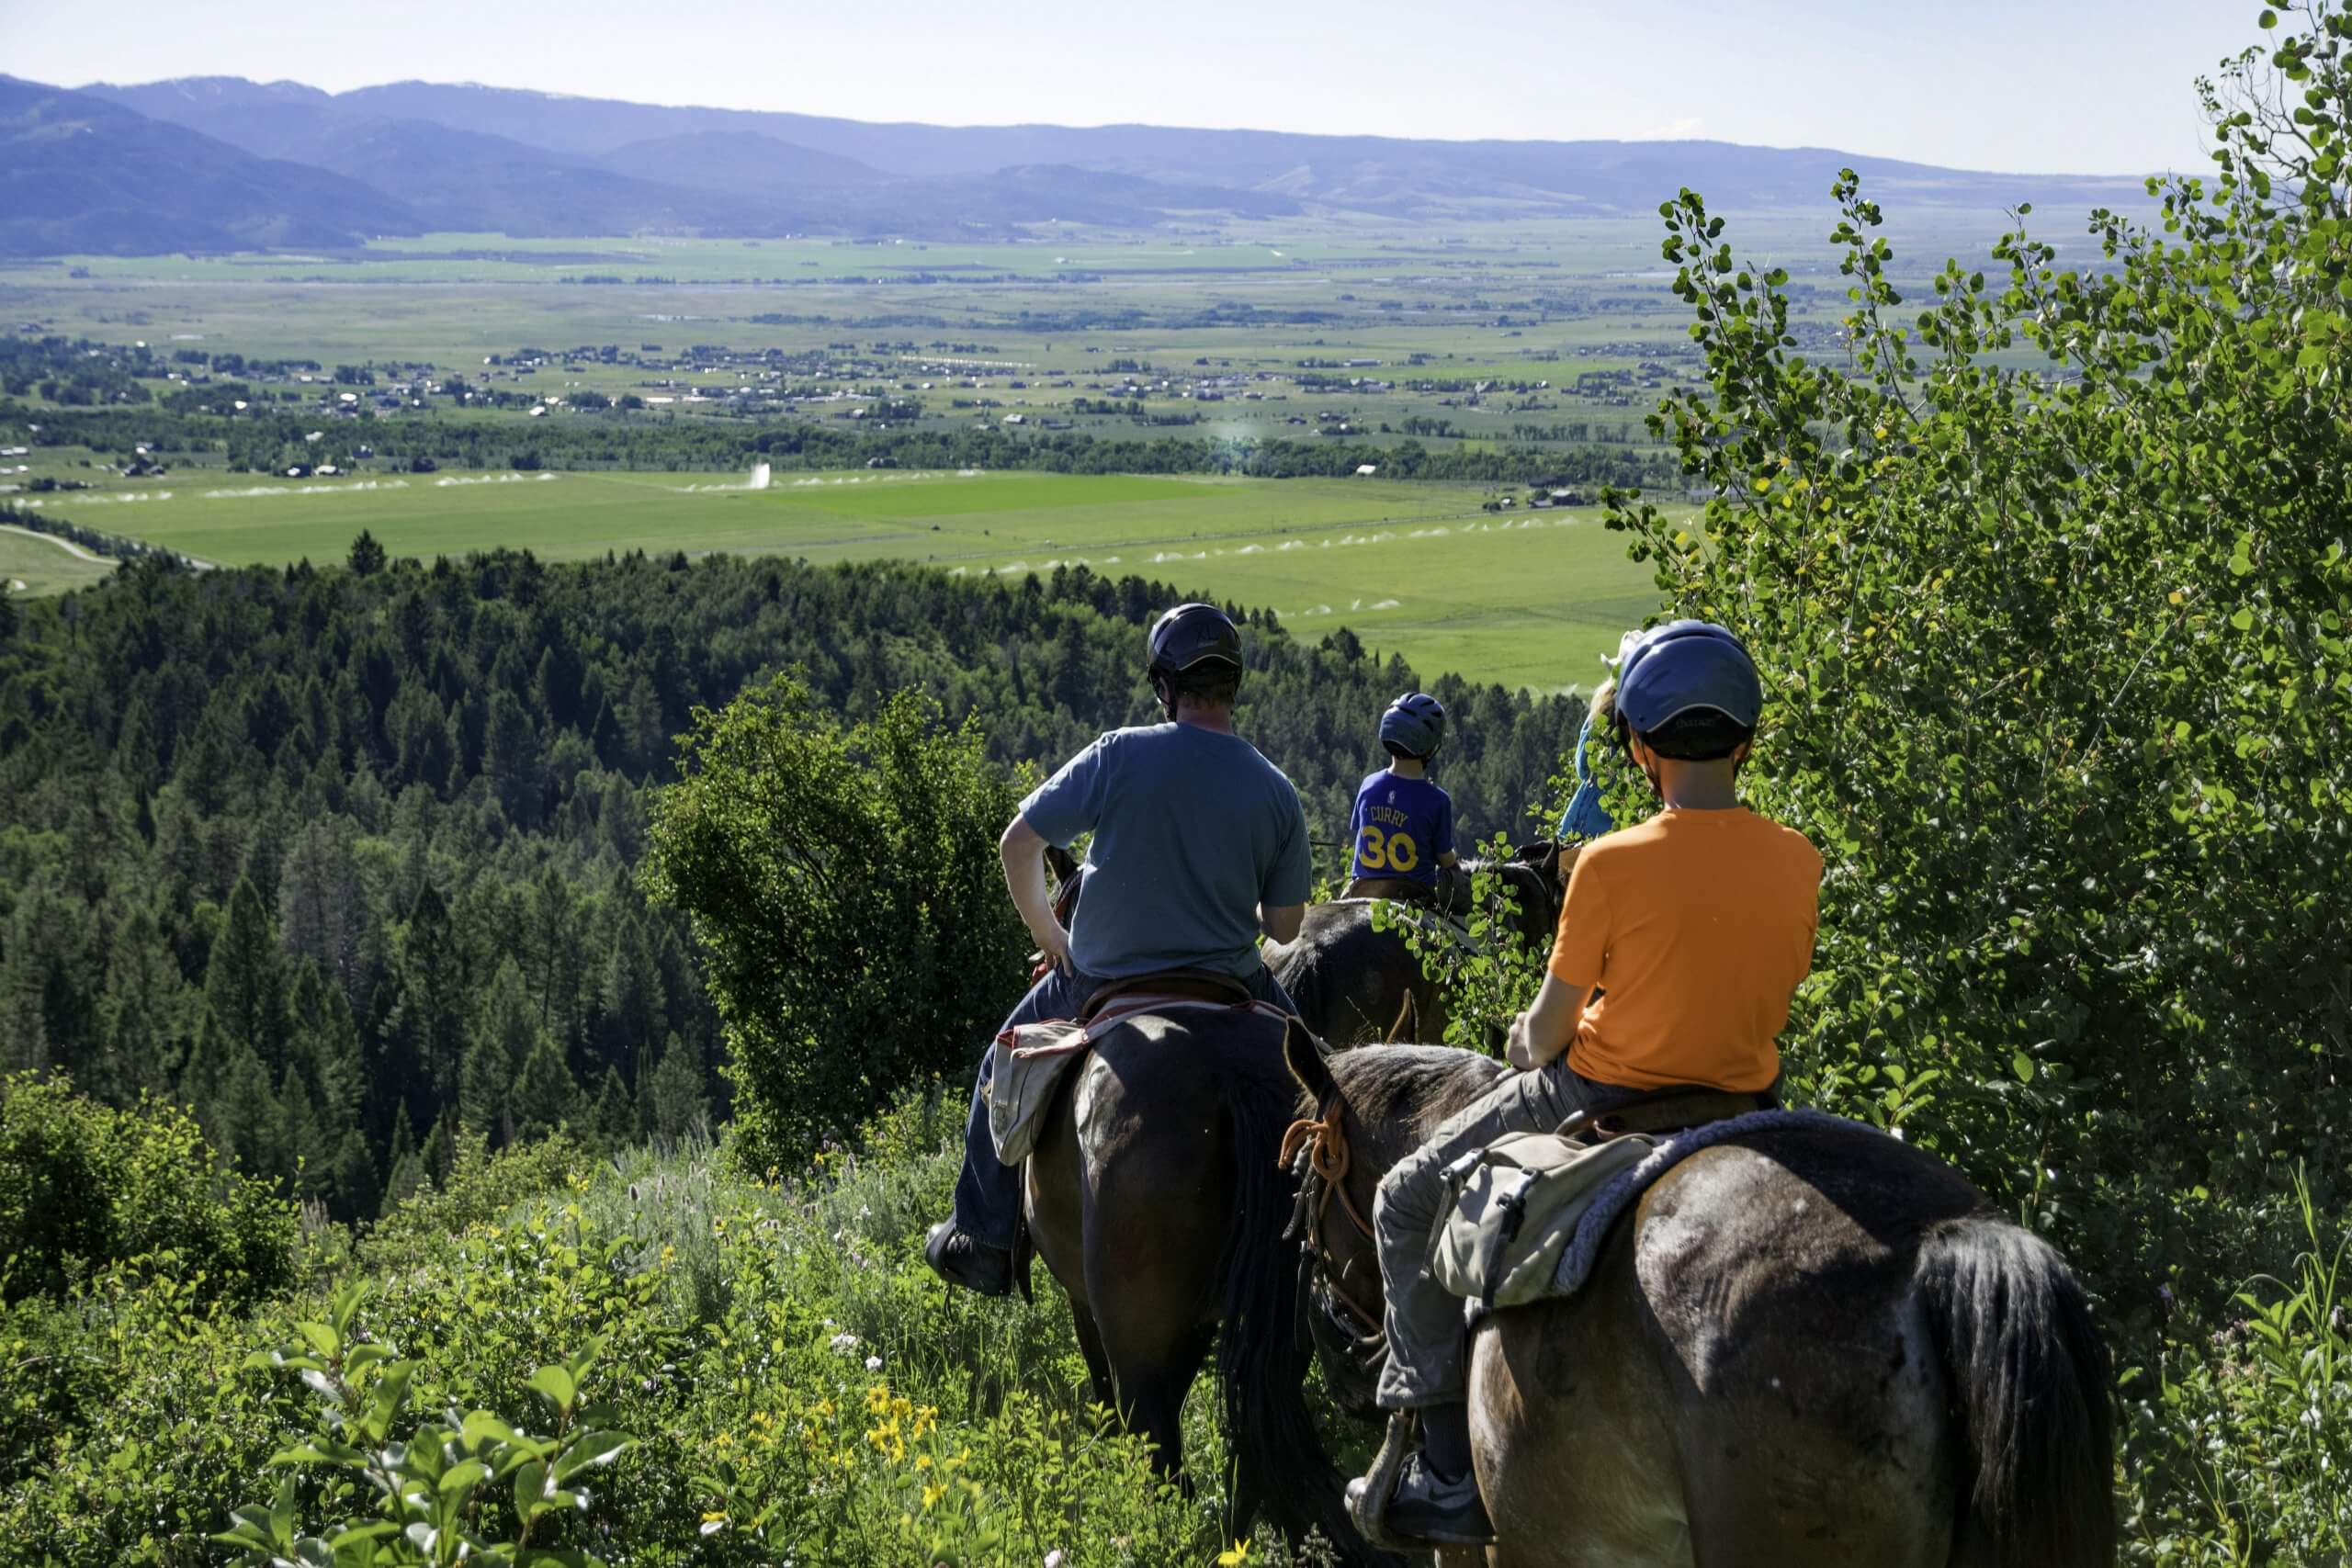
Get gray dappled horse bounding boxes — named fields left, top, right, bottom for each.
left=1021, top=847, right=1386, bottom=1562
left=1268, top=843, right=1574, bottom=1047
left=1283, top=1041, right=2115, bottom=1568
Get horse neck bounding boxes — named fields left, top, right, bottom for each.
left=1331, top=1045, right=1506, bottom=1182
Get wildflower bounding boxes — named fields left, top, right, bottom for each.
left=865, top=1354, right=883, bottom=1371
left=922, top=1482, right=947, bottom=1509
left=829, top=1332, right=860, bottom=1356
left=1216, top=1544, right=1255, bottom=1566
left=1046, top=1552, right=1065, bottom=1568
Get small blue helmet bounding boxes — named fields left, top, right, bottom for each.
left=1613, top=621, right=1762, bottom=737
left=1380, top=692, right=1447, bottom=759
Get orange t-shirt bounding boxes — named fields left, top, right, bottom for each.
left=1546, top=806, right=1822, bottom=1093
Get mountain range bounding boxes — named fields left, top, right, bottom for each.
left=1, top=73, right=2156, bottom=257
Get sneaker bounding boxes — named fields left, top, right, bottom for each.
left=1347, top=1450, right=1495, bottom=1547
left=923, top=1219, right=1013, bottom=1297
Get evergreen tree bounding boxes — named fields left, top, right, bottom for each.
left=589, top=1066, right=633, bottom=1150
left=202, top=878, right=288, bottom=1073
left=277, top=816, right=374, bottom=1015
left=379, top=1111, right=425, bottom=1217
left=457, top=1031, right=511, bottom=1145
left=347, top=529, right=387, bottom=577
left=594, top=915, right=665, bottom=1085
left=639, top=1032, right=707, bottom=1145
left=388, top=885, right=466, bottom=1136
left=509, top=1034, right=577, bottom=1143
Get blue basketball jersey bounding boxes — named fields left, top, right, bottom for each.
left=1348, top=770, right=1454, bottom=887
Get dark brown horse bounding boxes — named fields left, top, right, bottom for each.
left=1022, top=1008, right=1385, bottom=1560
left=1283, top=1041, right=2116, bottom=1567
left=1268, top=843, right=1576, bottom=1048
left=1019, top=849, right=1385, bottom=1561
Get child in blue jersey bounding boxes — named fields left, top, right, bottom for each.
left=1344, top=693, right=1459, bottom=903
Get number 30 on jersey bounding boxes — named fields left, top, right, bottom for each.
left=1356, top=824, right=1420, bottom=873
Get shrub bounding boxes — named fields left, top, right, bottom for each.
left=643, top=674, right=1030, bottom=1168
left=2118, top=1176, right=2352, bottom=1562
left=0, top=1073, right=297, bottom=1311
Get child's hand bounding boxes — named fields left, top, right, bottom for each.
left=1505, top=1012, right=1542, bottom=1071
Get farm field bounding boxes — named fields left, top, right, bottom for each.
left=0, top=525, right=113, bottom=596
left=46, top=468, right=1661, bottom=689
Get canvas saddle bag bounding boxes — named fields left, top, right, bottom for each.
left=1429, top=1129, right=1656, bottom=1309
left=1429, top=1086, right=1771, bottom=1309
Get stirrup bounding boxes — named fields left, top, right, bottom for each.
left=1347, top=1408, right=1419, bottom=1552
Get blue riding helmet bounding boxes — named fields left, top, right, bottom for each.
left=1613, top=620, right=1763, bottom=736
left=1379, top=692, right=1447, bottom=759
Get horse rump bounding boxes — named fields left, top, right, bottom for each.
left=1916, top=1215, right=2115, bottom=1568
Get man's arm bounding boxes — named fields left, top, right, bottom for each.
left=1506, top=973, right=1591, bottom=1071
left=1000, top=815, right=1074, bottom=972
left=1260, top=902, right=1306, bottom=944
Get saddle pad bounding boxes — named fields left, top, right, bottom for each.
left=986, top=995, right=1292, bottom=1165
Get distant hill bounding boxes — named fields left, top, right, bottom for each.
left=0, top=75, right=420, bottom=255
left=22, top=73, right=2156, bottom=257
left=594, top=130, right=888, bottom=195
left=93, top=76, right=2150, bottom=215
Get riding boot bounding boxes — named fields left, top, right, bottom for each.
left=923, top=1220, right=1013, bottom=1297
left=1347, top=1404, right=1495, bottom=1548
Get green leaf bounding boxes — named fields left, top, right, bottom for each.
left=2012, top=1051, right=2035, bottom=1084
left=527, top=1365, right=577, bottom=1414
left=552, top=1431, right=633, bottom=1484
left=514, top=1458, right=548, bottom=1518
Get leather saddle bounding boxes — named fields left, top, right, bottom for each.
left=1561, top=1080, right=1781, bottom=1145
left=1080, top=966, right=1256, bottom=1022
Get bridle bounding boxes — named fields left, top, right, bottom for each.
left=1281, top=1094, right=1388, bottom=1351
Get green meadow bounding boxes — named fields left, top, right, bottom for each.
left=57, top=468, right=1661, bottom=689
left=0, top=525, right=114, bottom=597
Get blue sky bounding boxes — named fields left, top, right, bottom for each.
left=18, top=0, right=2256, bottom=175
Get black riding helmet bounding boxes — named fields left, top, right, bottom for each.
left=1146, top=602, right=1244, bottom=680
left=1146, top=602, right=1244, bottom=718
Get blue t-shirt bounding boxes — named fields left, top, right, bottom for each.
left=1349, top=769, right=1454, bottom=887
left=1020, top=723, right=1314, bottom=979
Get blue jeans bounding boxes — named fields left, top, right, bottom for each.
left=951, top=963, right=1298, bottom=1248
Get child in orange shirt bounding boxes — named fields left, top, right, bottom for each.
left=1348, top=621, right=1823, bottom=1548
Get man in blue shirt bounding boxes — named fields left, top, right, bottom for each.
left=1342, top=693, right=1459, bottom=904
left=924, top=602, right=1315, bottom=1295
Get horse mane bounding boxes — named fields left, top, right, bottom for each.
left=1328, top=1043, right=1507, bottom=1166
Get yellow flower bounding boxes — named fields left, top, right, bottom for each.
left=922, top=1482, right=947, bottom=1510
left=1216, top=1543, right=1256, bottom=1565
left=701, top=1511, right=726, bottom=1524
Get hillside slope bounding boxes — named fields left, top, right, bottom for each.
left=0, top=75, right=420, bottom=254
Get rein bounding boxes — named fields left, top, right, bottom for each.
left=1280, top=1095, right=1386, bottom=1339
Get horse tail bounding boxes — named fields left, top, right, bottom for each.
left=1212, top=1028, right=1385, bottom=1564
left=1916, top=1216, right=2115, bottom=1568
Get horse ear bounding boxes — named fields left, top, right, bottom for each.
left=1283, top=1021, right=1338, bottom=1102
left=1044, top=843, right=1079, bottom=884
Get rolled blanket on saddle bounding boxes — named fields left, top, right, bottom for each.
left=1431, top=1107, right=1860, bottom=1310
